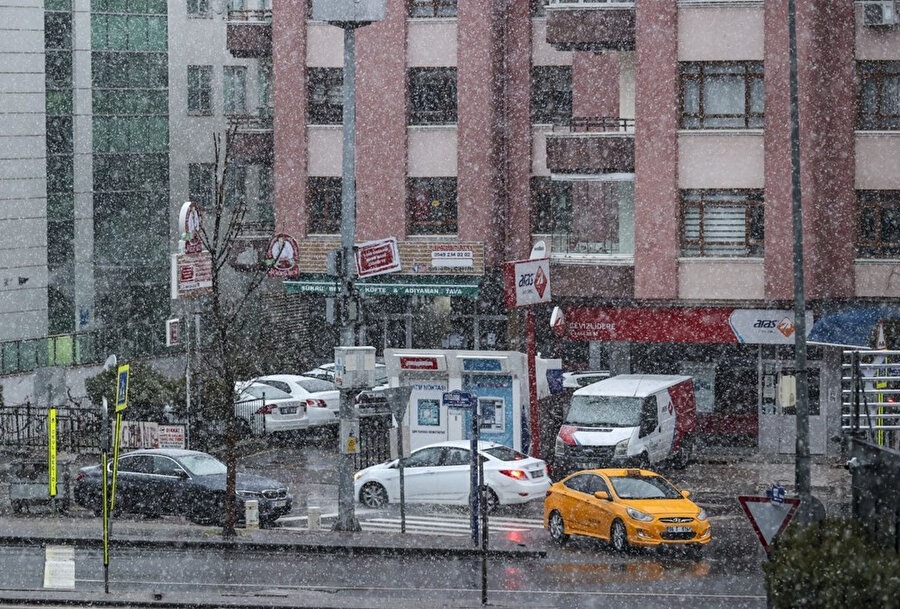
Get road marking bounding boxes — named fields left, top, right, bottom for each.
left=43, top=545, right=75, bottom=590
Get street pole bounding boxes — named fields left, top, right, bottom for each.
left=184, top=312, right=192, bottom=449
left=787, top=0, right=811, bottom=517
left=101, top=395, right=109, bottom=594
left=335, top=23, right=361, bottom=533
left=526, top=309, right=540, bottom=457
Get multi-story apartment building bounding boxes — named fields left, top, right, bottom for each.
left=267, top=0, right=899, bottom=456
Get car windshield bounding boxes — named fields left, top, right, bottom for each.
left=565, top=395, right=647, bottom=427
left=177, top=454, right=227, bottom=476
left=242, top=384, right=293, bottom=400
left=609, top=475, right=682, bottom=500
left=482, top=446, right=527, bottom=461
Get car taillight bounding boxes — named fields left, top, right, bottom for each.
left=545, top=465, right=550, bottom=477
left=76, top=472, right=85, bottom=482
left=546, top=489, right=553, bottom=497
left=305, top=399, right=327, bottom=408
left=558, top=425, right=578, bottom=446
left=500, top=469, right=527, bottom=480
left=254, top=404, right=277, bottom=415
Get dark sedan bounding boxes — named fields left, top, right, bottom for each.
left=74, top=449, right=292, bottom=525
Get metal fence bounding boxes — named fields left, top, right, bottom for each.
left=842, top=349, right=900, bottom=450
left=233, top=399, right=267, bottom=437
left=354, top=410, right=394, bottom=470
left=0, top=401, right=101, bottom=454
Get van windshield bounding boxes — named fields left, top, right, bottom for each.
left=565, top=395, right=646, bottom=427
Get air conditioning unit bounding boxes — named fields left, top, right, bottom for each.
left=863, top=1, right=897, bottom=27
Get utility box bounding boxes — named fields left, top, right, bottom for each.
left=311, top=0, right=386, bottom=23
left=334, top=346, right=376, bottom=389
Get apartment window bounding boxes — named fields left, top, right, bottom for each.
left=224, top=66, right=247, bottom=115
left=681, top=190, right=764, bottom=257
left=307, top=68, right=343, bottom=124
left=681, top=62, right=764, bottom=129
left=189, top=163, right=215, bottom=209
left=408, top=68, right=457, bottom=125
left=408, top=178, right=457, bottom=234
left=533, top=178, right=634, bottom=255
left=409, top=0, right=457, bottom=18
left=531, top=66, right=572, bottom=124
left=187, top=65, right=212, bottom=115
left=307, top=177, right=341, bottom=234
left=859, top=62, right=900, bottom=130
left=225, top=165, right=247, bottom=208
left=187, top=0, right=210, bottom=15
left=858, top=191, right=900, bottom=257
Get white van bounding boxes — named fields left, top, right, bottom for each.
left=553, top=375, right=696, bottom=476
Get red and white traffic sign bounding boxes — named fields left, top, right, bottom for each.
left=738, top=495, right=801, bottom=553
left=356, top=237, right=401, bottom=278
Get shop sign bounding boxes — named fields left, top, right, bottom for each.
left=356, top=237, right=401, bottom=278
left=265, top=233, right=300, bottom=278
left=157, top=425, right=186, bottom=449
left=171, top=252, right=213, bottom=299
left=432, top=247, right=473, bottom=269
left=284, top=275, right=480, bottom=298
left=503, top=258, right=551, bottom=308
left=400, top=356, right=441, bottom=371
left=178, top=202, right=203, bottom=255
left=563, top=307, right=813, bottom=345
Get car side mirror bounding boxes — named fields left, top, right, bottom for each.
left=681, top=490, right=691, bottom=499
left=593, top=491, right=610, bottom=501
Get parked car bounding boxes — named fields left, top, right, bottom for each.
left=562, top=370, right=612, bottom=389
left=73, top=449, right=292, bottom=525
left=234, top=381, right=308, bottom=436
left=353, top=440, right=550, bottom=511
left=254, top=374, right=340, bottom=428
left=544, top=468, right=710, bottom=552
left=302, top=362, right=389, bottom=389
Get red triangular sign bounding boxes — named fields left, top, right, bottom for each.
left=738, top=495, right=801, bottom=553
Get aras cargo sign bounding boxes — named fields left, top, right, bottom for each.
left=503, top=258, right=551, bottom=308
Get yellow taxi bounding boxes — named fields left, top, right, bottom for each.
left=544, top=468, right=710, bottom=551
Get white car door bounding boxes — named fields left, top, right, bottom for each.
left=437, top=447, right=474, bottom=504
left=401, top=447, right=445, bottom=502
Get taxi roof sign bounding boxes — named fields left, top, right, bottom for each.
left=739, top=495, right=801, bottom=553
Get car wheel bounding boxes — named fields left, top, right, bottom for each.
left=674, top=437, right=693, bottom=469
left=548, top=511, right=569, bottom=545
left=610, top=519, right=629, bottom=552
left=485, top=488, right=500, bottom=514
left=638, top=452, right=651, bottom=471
left=359, top=482, right=388, bottom=509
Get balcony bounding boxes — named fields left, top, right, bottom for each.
left=544, top=1, right=635, bottom=52
left=228, top=107, right=274, bottom=164
left=545, top=117, right=635, bottom=174
left=226, top=9, right=272, bottom=58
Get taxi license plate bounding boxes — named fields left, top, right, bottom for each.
left=666, top=526, right=692, bottom=533
left=281, top=407, right=297, bottom=415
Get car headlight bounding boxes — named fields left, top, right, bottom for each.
left=236, top=490, right=261, bottom=498
left=614, top=438, right=629, bottom=457
left=353, top=471, right=362, bottom=481
left=626, top=507, right=654, bottom=522
left=697, top=508, right=708, bottom=521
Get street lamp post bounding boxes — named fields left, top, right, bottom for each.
left=311, top=0, right=385, bottom=533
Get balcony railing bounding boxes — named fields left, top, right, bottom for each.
left=228, top=106, right=274, bottom=131
left=552, top=116, right=635, bottom=133
left=547, top=0, right=634, bottom=4
left=227, top=8, right=272, bottom=22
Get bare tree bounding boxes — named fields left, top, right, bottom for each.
left=196, top=125, right=270, bottom=538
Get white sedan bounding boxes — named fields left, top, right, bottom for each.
left=353, top=440, right=551, bottom=511
left=253, top=375, right=340, bottom=428
left=233, top=382, right=308, bottom=435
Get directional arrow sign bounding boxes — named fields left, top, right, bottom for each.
left=739, top=495, right=801, bottom=554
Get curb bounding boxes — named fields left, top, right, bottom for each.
left=0, top=533, right=546, bottom=560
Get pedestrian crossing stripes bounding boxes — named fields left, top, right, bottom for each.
left=278, top=512, right=545, bottom=537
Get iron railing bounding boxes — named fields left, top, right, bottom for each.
left=226, top=8, right=272, bottom=22
left=843, top=349, right=900, bottom=449
left=0, top=401, right=101, bottom=454
left=228, top=106, right=274, bottom=131
left=552, top=116, right=635, bottom=133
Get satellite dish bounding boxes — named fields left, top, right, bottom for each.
left=530, top=240, right=548, bottom=260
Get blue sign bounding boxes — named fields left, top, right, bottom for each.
left=766, top=484, right=786, bottom=504
left=462, top=358, right=503, bottom=372
left=442, top=391, right=476, bottom=410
